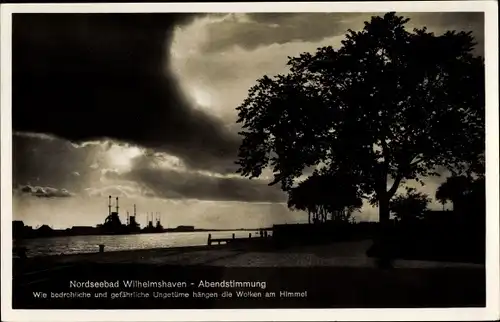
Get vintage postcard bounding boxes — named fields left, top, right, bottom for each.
left=1, top=1, right=498, bottom=321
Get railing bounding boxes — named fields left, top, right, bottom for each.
left=207, top=230, right=271, bottom=246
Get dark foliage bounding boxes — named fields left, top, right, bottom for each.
left=287, top=171, right=363, bottom=223
left=390, top=188, right=430, bottom=222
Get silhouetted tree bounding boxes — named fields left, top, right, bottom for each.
left=435, top=175, right=471, bottom=211
left=236, top=13, right=484, bottom=255
left=435, top=174, right=485, bottom=225
left=437, top=197, right=446, bottom=211
left=467, top=176, right=485, bottom=229
left=287, top=176, right=318, bottom=223
left=322, top=172, right=364, bottom=222
left=390, top=188, right=430, bottom=222
left=287, top=171, right=363, bottom=223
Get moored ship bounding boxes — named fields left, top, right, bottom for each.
left=97, top=196, right=164, bottom=235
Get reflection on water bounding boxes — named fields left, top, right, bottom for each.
left=16, top=231, right=259, bottom=257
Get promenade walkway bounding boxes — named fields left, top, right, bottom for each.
left=19, top=240, right=483, bottom=269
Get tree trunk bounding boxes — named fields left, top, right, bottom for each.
left=377, top=195, right=392, bottom=268
left=379, top=196, right=390, bottom=225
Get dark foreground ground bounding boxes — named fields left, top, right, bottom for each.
left=12, top=240, right=485, bottom=309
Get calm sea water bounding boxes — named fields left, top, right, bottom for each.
left=15, top=230, right=261, bottom=257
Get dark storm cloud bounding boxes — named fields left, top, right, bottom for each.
left=12, top=13, right=239, bottom=173
left=16, top=184, right=74, bottom=198
left=12, top=133, right=100, bottom=192
left=106, top=156, right=286, bottom=203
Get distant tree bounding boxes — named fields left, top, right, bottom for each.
left=435, top=175, right=471, bottom=211
left=287, top=177, right=317, bottom=223
left=437, top=197, right=447, bottom=211
left=390, top=188, right=431, bottom=222
left=324, top=172, right=364, bottom=222
left=435, top=174, right=485, bottom=224
left=467, top=176, right=485, bottom=228
left=287, top=171, right=363, bottom=223
left=236, top=12, right=484, bottom=250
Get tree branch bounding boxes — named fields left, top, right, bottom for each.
left=380, top=138, right=390, bottom=164
left=387, top=172, right=403, bottom=198
left=410, top=154, right=425, bottom=166
left=387, top=150, right=417, bottom=198
left=268, top=174, right=283, bottom=186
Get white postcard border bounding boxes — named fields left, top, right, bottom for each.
left=1, top=2, right=498, bottom=321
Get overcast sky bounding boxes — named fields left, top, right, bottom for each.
left=12, top=12, right=484, bottom=229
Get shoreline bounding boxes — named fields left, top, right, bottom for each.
left=13, top=238, right=485, bottom=269
left=14, top=230, right=276, bottom=259
left=14, top=237, right=273, bottom=262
